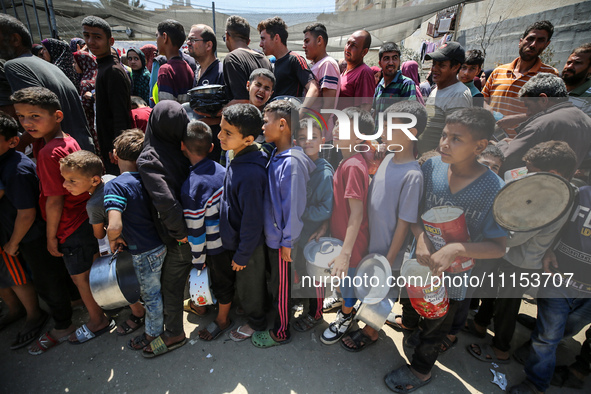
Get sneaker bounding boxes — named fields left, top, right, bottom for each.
left=322, top=295, right=343, bottom=313
left=320, top=310, right=352, bottom=345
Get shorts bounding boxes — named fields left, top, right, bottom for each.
left=0, top=247, right=30, bottom=288
left=59, top=220, right=99, bottom=276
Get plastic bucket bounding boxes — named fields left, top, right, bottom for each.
left=189, top=267, right=217, bottom=306
left=400, top=259, right=448, bottom=319
left=422, top=206, right=474, bottom=273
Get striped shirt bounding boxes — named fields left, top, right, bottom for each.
left=373, top=71, right=417, bottom=115
left=482, top=57, right=558, bottom=136
left=181, top=159, right=226, bottom=269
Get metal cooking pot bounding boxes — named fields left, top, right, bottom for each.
left=303, top=237, right=343, bottom=285
left=89, top=250, right=141, bottom=310
left=188, top=83, right=229, bottom=116
left=355, top=299, right=394, bottom=331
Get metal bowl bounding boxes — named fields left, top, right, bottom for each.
left=356, top=299, right=394, bottom=331
left=354, top=253, right=392, bottom=304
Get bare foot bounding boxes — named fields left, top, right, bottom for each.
left=469, top=343, right=509, bottom=361
left=21, top=311, right=47, bottom=333
left=116, top=313, right=145, bottom=335
left=143, top=333, right=185, bottom=354
left=229, top=324, right=255, bottom=340
left=394, top=316, right=412, bottom=330
left=49, top=325, right=76, bottom=341
left=342, top=326, right=379, bottom=349
left=68, top=317, right=111, bottom=342
left=199, top=318, right=231, bottom=340
left=404, top=366, right=431, bottom=390
left=269, top=330, right=288, bottom=343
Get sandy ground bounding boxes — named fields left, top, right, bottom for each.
left=1, top=297, right=589, bottom=394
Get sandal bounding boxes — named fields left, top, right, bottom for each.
left=127, top=332, right=152, bottom=351
left=229, top=325, right=253, bottom=342
left=28, top=331, right=69, bottom=355
left=341, top=329, right=377, bottom=352
left=385, top=314, right=416, bottom=332
left=467, top=343, right=510, bottom=364
left=463, top=319, right=487, bottom=339
left=198, top=320, right=233, bottom=341
left=292, top=315, right=322, bottom=332
left=183, top=299, right=209, bottom=316
left=142, top=335, right=186, bottom=358
left=10, top=311, right=50, bottom=350
left=251, top=330, right=292, bottom=348
left=69, top=319, right=115, bottom=345
left=117, top=314, right=145, bottom=336
left=384, top=365, right=431, bottom=393
left=439, top=336, right=458, bottom=354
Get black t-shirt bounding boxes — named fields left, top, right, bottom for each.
left=4, top=54, right=94, bottom=152
left=0, top=149, right=45, bottom=245
left=273, top=51, right=315, bottom=98
left=223, top=48, right=271, bottom=101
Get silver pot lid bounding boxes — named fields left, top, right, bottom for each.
left=303, top=237, right=343, bottom=269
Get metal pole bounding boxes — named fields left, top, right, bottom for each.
left=31, top=0, right=43, bottom=41
left=10, top=0, right=19, bottom=19
left=45, top=0, right=58, bottom=38
left=212, top=1, right=216, bottom=57
left=21, top=0, right=33, bottom=38
left=42, top=0, right=51, bottom=38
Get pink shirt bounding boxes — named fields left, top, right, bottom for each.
left=311, top=55, right=341, bottom=141
left=339, top=63, right=375, bottom=108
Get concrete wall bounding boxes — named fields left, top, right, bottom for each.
left=456, top=1, right=591, bottom=69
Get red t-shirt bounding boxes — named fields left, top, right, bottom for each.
left=330, top=153, right=370, bottom=268
left=131, top=106, right=152, bottom=132
left=35, top=135, right=90, bottom=244
left=339, top=63, right=376, bottom=108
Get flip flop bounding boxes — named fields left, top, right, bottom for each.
left=127, top=332, right=152, bottom=351
left=251, top=330, right=292, bottom=348
left=439, top=336, right=458, bottom=354
left=142, top=335, right=186, bottom=358
left=341, top=329, right=377, bottom=352
left=10, top=311, right=50, bottom=350
left=117, top=313, right=145, bottom=336
left=183, top=299, right=209, bottom=316
left=467, top=343, right=510, bottom=364
left=228, top=325, right=253, bottom=342
left=463, top=319, right=487, bottom=338
left=384, top=365, right=431, bottom=393
left=69, top=319, right=115, bottom=345
left=385, top=314, right=415, bottom=332
left=28, top=331, right=70, bottom=355
left=199, top=320, right=234, bottom=341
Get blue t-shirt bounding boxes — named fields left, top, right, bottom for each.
left=104, top=172, right=162, bottom=254
left=421, top=156, right=507, bottom=241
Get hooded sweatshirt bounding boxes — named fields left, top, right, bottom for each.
left=137, top=101, right=190, bottom=242
left=219, top=145, right=268, bottom=266
left=299, top=158, right=334, bottom=245
left=264, top=146, right=315, bottom=250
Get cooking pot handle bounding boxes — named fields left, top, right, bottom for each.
left=319, top=241, right=335, bottom=254
left=109, top=249, right=120, bottom=265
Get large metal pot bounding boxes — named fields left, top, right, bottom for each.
left=89, top=250, right=141, bottom=310
left=356, top=299, right=394, bottom=331
left=188, top=83, right=229, bottom=116
left=303, top=237, right=343, bottom=285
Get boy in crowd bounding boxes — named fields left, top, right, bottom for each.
left=82, top=16, right=131, bottom=174
left=509, top=148, right=591, bottom=394
left=130, top=96, right=152, bottom=133
left=418, top=42, right=472, bottom=155
left=179, top=121, right=228, bottom=341
left=320, top=108, right=373, bottom=345
left=291, top=119, right=334, bottom=332
left=0, top=112, right=54, bottom=351
left=60, top=150, right=145, bottom=336
left=251, top=100, right=314, bottom=347
left=467, top=141, right=578, bottom=365
left=156, top=19, right=194, bottom=104
left=459, top=49, right=485, bottom=105
left=216, top=104, right=269, bottom=342
left=342, top=101, right=427, bottom=351
left=248, top=68, right=275, bottom=112
left=385, top=107, right=507, bottom=392
left=11, top=87, right=112, bottom=349
left=478, top=145, right=504, bottom=175
left=104, top=129, right=168, bottom=356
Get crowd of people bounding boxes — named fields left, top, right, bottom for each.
left=0, top=12, right=590, bottom=394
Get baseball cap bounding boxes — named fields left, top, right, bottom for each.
left=425, top=42, right=465, bottom=64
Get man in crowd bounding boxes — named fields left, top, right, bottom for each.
left=339, top=30, right=376, bottom=111
left=482, top=20, right=557, bottom=137
left=562, top=43, right=591, bottom=115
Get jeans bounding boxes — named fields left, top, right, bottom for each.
left=132, top=245, right=167, bottom=337
left=525, top=284, right=591, bottom=392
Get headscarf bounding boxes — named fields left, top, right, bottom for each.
left=128, top=47, right=151, bottom=104
left=70, top=38, right=85, bottom=54
left=73, top=51, right=99, bottom=156
left=137, top=101, right=191, bottom=241
left=41, top=38, right=78, bottom=89
left=401, top=60, right=425, bottom=105
left=140, top=44, right=157, bottom=73
left=111, top=46, right=133, bottom=89
left=482, top=69, right=494, bottom=86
